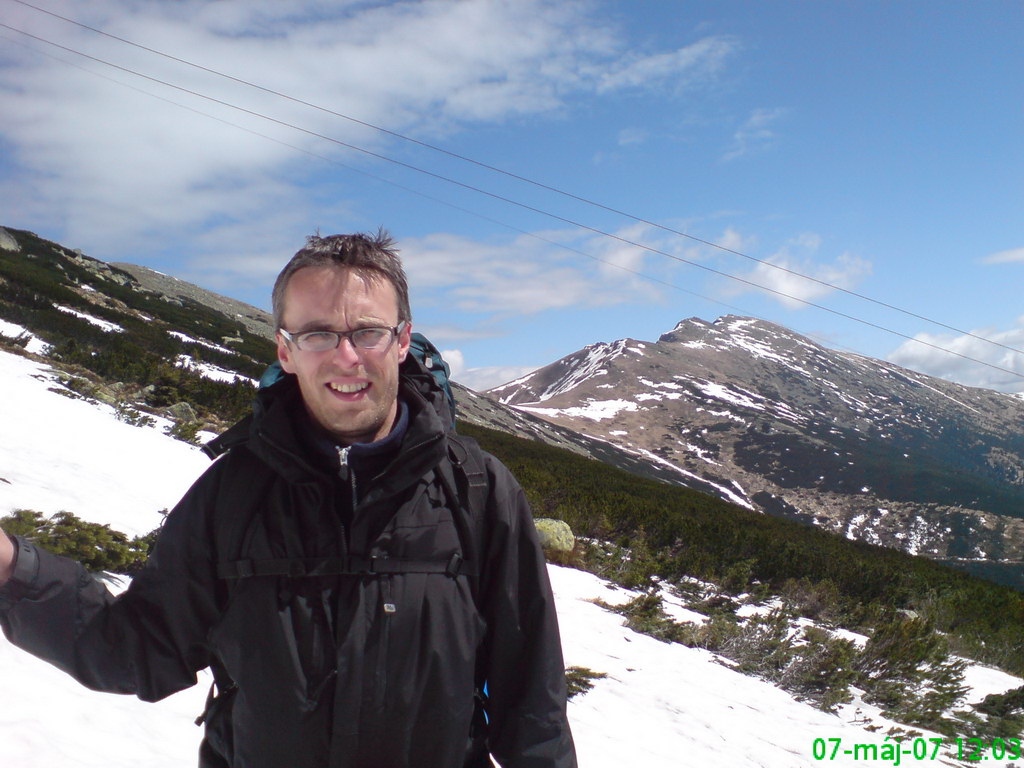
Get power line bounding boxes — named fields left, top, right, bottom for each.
left=9, top=0, right=1024, bottom=362
left=0, top=28, right=755, bottom=322
left=2, top=20, right=1022, bottom=382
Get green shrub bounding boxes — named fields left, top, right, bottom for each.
left=603, top=593, right=691, bottom=644
left=974, top=686, right=1024, bottom=740
left=782, top=626, right=858, bottom=712
left=721, top=609, right=796, bottom=681
left=166, top=419, right=202, bottom=445
left=855, top=613, right=968, bottom=734
left=1, top=509, right=156, bottom=573
left=565, top=666, right=607, bottom=700
left=116, top=401, right=157, bottom=428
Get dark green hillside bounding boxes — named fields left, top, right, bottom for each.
left=459, top=421, right=1024, bottom=675
left=0, top=227, right=277, bottom=421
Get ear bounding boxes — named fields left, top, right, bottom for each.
left=277, top=332, right=297, bottom=374
left=396, top=322, right=412, bottom=363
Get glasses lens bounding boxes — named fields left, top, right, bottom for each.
left=296, top=331, right=341, bottom=352
left=351, top=327, right=392, bottom=349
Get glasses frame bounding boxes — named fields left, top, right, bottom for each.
left=279, top=320, right=408, bottom=353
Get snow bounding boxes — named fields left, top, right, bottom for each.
left=2, top=347, right=1022, bottom=767
left=517, top=398, right=639, bottom=422
left=508, top=340, right=632, bottom=404
left=169, top=331, right=233, bottom=354
left=55, top=304, right=124, bottom=333
left=0, top=350, right=210, bottom=535
left=175, top=354, right=258, bottom=386
left=0, top=319, right=50, bottom=355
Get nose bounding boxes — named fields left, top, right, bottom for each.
left=331, top=336, right=362, bottom=368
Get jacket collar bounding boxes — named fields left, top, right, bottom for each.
left=246, top=372, right=449, bottom=493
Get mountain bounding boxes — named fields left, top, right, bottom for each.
left=490, top=315, right=1024, bottom=588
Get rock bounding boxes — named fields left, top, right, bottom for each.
left=533, top=518, right=575, bottom=552
left=167, top=401, right=199, bottom=422
left=0, top=228, right=20, bottom=252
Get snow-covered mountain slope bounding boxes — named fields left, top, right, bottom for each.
left=3, top=347, right=1023, bottom=767
left=491, top=316, right=1024, bottom=589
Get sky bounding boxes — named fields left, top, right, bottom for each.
left=0, top=0, right=1021, bottom=392
left=3, top=345, right=1023, bottom=767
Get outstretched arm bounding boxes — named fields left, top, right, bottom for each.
left=0, top=468, right=225, bottom=701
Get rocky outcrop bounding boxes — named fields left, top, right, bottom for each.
left=0, top=228, right=20, bottom=252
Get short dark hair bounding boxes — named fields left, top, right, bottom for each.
left=272, top=229, right=411, bottom=330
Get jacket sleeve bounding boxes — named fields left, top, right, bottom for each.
left=0, top=464, right=226, bottom=702
left=478, top=455, right=577, bottom=768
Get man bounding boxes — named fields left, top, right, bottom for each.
left=0, top=231, right=577, bottom=768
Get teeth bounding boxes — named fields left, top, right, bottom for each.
left=329, top=382, right=368, bottom=394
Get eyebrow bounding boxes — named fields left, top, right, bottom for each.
left=292, top=319, right=391, bottom=333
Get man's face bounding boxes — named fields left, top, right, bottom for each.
left=276, top=266, right=411, bottom=445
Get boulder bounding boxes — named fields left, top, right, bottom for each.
left=0, top=228, right=19, bottom=252
left=167, top=401, right=199, bottom=422
left=533, top=518, right=575, bottom=552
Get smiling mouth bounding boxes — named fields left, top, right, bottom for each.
left=328, top=382, right=369, bottom=394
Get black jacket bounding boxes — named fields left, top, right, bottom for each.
left=0, top=367, right=576, bottom=768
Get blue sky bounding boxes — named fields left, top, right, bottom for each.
left=1, top=0, right=1021, bottom=392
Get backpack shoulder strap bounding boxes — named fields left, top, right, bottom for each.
left=434, top=433, right=490, bottom=603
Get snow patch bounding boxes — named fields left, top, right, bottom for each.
left=0, top=320, right=50, bottom=355
left=517, top=399, right=639, bottom=422
left=55, top=305, right=123, bottom=333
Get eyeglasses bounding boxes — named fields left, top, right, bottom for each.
left=280, top=321, right=407, bottom=353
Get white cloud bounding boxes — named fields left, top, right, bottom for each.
left=401, top=225, right=669, bottom=318
left=0, top=0, right=738, bottom=278
left=456, top=365, right=539, bottom=392
left=722, top=107, right=787, bottom=162
left=440, top=348, right=465, bottom=379
left=617, top=127, right=648, bottom=147
left=596, top=35, right=737, bottom=93
left=887, top=322, right=1024, bottom=394
left=982, top=247, right=1024, bottom=264
left=723, top=234, right=872, bottom=309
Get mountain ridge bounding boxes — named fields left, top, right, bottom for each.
left=491, top=314, right=1024, bottom=587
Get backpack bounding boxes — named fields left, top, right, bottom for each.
left=196, top=335, right=492, bottom=767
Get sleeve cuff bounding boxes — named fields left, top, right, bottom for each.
left=4, top=535, right=40, bottom=592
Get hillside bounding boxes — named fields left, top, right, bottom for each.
left=491, top=316, right=1024, bottom=588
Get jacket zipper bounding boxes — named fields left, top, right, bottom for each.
left=335, top=445, right=357, bottom=549
left=338, top=444, right=396, bottom=748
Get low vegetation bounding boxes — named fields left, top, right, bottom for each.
left=459, top=421, right=1024, bottom=682
left=0, top=509, right=158, bottom=574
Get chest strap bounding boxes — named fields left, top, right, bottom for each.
left=216, top=553, right=469, bottom=580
